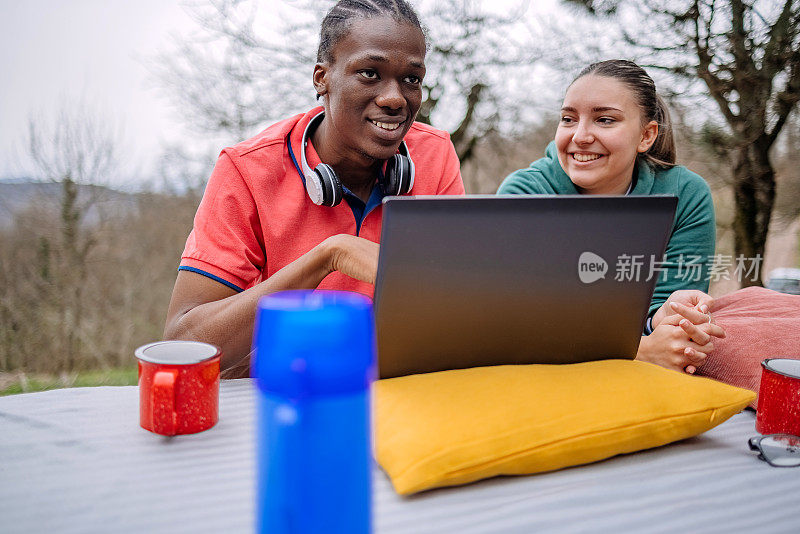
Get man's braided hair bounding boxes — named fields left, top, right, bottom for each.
left=317, top=0, right=425, bottom=63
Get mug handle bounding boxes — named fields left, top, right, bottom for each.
left=152, top=369, right=179, bottom=435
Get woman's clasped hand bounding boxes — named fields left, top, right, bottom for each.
left=638, top=290, right=727, bottom=374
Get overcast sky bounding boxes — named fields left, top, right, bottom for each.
left=0, top=0, right=567, bottom=189
left=0, top=0, right=196, bottom=184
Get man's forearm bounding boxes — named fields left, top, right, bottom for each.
left=165, top=240, right=336, bottom=370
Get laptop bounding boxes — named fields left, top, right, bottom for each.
left=374, top=195, right=677, bottom=379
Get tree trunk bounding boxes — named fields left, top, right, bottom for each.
left=731, top=138, right=776, bottom=287
left=60, top=176, right=82, bottom=372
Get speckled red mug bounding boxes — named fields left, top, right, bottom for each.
left=756, top=358, right=800, bottom=436
left=136, top=341, right=221, bottom=436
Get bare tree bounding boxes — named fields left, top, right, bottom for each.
left=563, top=0, right=800, bottom=286
left=153, top=0, right=541, bottom=164
left=0, top=100, right=219, bottom=382
left=23, top=103, right=122, bottom=372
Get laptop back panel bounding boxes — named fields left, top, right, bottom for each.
left=374, top=195, right=677, bottom=379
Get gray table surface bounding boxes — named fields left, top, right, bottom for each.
left=1, top=380, right=798, bottom=534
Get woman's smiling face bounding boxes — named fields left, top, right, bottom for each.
left=313, top=15, right=426, bottom=166
left=555, top=74, right=658, bottom=195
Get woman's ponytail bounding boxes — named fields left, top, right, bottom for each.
left=644, top=94, right=676, bottom=168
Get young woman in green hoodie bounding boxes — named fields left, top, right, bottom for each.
left=498, top=59, right=725, bottom=374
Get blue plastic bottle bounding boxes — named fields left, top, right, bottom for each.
left=252, top=290, right=375, bottom=534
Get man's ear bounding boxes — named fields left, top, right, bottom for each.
left=638, top=120, right=658, bottom=153
left=313, top=63, right=328, bottom=98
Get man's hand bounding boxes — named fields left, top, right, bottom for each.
left=325, top=234, right=380, bottom=284
left=165, top=233, right=380, bottom=373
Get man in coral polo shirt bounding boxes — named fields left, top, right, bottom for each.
left=163, top=2, right=464, bottom=375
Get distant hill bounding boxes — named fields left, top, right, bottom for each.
left=0, top=178, right=137, bottom=229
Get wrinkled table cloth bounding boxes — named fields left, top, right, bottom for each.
left=1, top=379, right=798, bottom=533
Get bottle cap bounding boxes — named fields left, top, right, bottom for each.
left=252, top=290, right=375, bottom=398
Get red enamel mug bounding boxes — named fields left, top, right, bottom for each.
left=136, top=341, right=221, bottom=436
left=756, top=358, right=800, bottom=436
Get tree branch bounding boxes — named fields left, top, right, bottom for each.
left=450, top=83, right=486, bottom=157
left=761, top=0, right=797, bottom=81
left=729, top=0, right=757, bottom=82
left=767, top=51, right=800, bottom=145
left=685, top=0, right=741, bottom=125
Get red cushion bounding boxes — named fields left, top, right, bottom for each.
left=698, top=287, right=800, bottom=408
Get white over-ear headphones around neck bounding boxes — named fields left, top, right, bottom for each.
left=299, top=111, right=415, bottom=207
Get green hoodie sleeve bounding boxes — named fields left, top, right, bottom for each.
left=646, top=167, right=716, bottom=318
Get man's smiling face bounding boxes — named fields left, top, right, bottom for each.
left=313, top=15, right=426, bottom=165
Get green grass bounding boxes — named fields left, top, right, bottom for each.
left=0, top=367, right=139, bottom=396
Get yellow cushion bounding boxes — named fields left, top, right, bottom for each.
left=373, top=360, right=755, bottom=495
